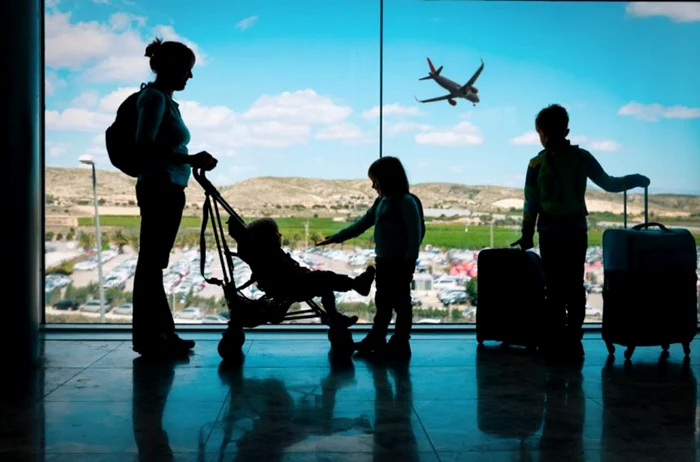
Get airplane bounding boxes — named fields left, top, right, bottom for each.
left=415, top=57, right=484, bottom=107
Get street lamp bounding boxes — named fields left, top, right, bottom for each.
left=79, top=154, right=106, bottom=323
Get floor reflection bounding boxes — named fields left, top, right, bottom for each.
left=133, top=356, right=190, bottom=462
left=367, top=360, right=418, bottom=462
left=600, top=358, right=697, bottom=462
left=3, top=336, right=699, bottom=461
left=476, top=347, right=547, bottom=461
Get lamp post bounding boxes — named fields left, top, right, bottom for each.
left=79, top=155, right=106, bottom=323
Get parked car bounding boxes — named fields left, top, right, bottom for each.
left=79, top=300, right=111, bottom=313
left=202, top=314, right=228, bottom=324
left=112, top=303, right=133, bottom=316
left=53, top=299, right=78, bottom=311
left=174, top=307, right=203, bottom=320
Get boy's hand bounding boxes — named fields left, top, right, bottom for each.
left=512, top=235, right=534, bottom=251
left=629, top=174, right=650, bottom=189
left=315, top=236, right=335, bottom=246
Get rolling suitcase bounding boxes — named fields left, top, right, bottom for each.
left=601, top=186, right=698, bottom=360
left=476, top=247, right=546, bottom=350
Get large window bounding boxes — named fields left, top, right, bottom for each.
left=44, top=1, right=700, bottom=326
left=381, top=0, right=700, bottom=324
left=44, top=0, right=380, bottom=324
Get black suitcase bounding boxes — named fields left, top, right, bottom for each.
left=476, top=247, right=546, bottom=349
left=601, top=187, right=698, bottom=360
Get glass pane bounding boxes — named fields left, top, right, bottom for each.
left=383, top=0, right=700, bottom=324
left=44, top=0, right=380, bottom=325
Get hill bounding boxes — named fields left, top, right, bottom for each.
left=45, top=167, right=700, bottom=218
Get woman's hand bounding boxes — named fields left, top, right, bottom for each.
left=190, top=151, right=218, bottom=171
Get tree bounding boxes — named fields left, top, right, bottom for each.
left=78, top=231, right=95, bottom=250
left=466, top=277, right=478, bottom=305
left=112, top=230, right=129, bottom=254
left=46, top=231, right=55, bottom=241
left=127, top=232, right=140, bottom=252
left=56, top=232, right=64, bottom=241
left=66, top=228, right=76, bottom=241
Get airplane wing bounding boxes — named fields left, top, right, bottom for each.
left=414, top=94, right=453, bottom=104
left=459, top=59, right=484, bottom=92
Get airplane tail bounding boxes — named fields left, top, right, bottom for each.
left=419, top=57, right=442, bottom=80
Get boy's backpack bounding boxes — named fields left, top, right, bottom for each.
left=105, top=83, right=149, bottom=177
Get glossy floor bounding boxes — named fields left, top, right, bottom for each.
left=2, top=332, right=698, bottom=461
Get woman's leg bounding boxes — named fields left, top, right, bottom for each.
left=132, top=180, right=189, bottom=355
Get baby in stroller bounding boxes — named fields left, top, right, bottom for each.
left=238, top=217, right=376, bottom=327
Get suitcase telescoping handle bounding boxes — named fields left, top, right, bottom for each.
left=622, top=186, right=648, bottom=229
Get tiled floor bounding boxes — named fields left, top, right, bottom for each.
left=1, top=332, right=698, bottom=461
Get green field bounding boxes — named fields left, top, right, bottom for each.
left=71, top=214, right=654, bottom=248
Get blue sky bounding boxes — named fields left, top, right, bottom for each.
left=44, top=0, right=700, bottom=194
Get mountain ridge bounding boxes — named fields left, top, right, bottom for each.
left=45, top=167, right=700, bottom=217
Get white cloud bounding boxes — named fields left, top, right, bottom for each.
left=589, top=139, right=622, bottom=152
left=618, top=102, right=700, bottom=121
left=387, top=122, right=434, bottom=136
left=45, top=108, right=113, bottom=132
left=46, top=141, right=71, bottom=158
left=46, top=87, right=370, bottom=153
left=450, top=166, right=464, bottom=174
left=242, top=89, right=352, bottom=125
left=98, top=87, right=140, bottom=112
left=71, top=90, right=100, bottom=108
left=315, top=123, right=375, bottom=145
left=152, top=25, right=207, bottom=65
left=415, top=122, right=483, bottom=147
left=45, top=71, right=67, bottom=96
left=235, top=16, right=258, bottom=31
left=45, top=9, right=204, bottom=83
left=626, top=2, right=700, bottom=23
left=109, top=13, right=146, bottom=30
left=361, top=103, right=422, bottom=118
left=179, top=100, right=237, bottom=130
left=510, top=131, right=540, bottom=145
left=510, top=131, right=622, bottom=151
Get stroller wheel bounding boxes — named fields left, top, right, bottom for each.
left=218, top=327, right=245, bottom=361
left=328, top=328, right=354, bottom=361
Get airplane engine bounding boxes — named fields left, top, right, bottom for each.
left=471, top=86, right=479, bottom=94
left=448, top=99, right=457, bottom=106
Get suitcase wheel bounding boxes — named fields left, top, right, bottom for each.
left=682, top=343, right=691, bottom=356
left=605, top=342, right=615, bottom=355
left=624, top=347, right=635, bottom=360
left=661, top=344, right=669, bottom=352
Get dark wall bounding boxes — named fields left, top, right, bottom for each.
left=2, top=0, right=43, bottom=368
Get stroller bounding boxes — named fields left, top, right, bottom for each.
left=193, top=168, right=356, bottom=361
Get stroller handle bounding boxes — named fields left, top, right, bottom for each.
left=193, top=167, right=217, bottom=194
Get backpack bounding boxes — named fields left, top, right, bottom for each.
left=105, top=83, right=149, bottom=177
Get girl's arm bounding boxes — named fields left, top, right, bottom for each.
left=401, top=195, right=422, bottom=262
left=327, top=198, right=379, bottom=244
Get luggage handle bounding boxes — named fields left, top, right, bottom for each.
left=631, top=222, right=669, bottom=232
left=623, top=186, right=648, bottom=229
